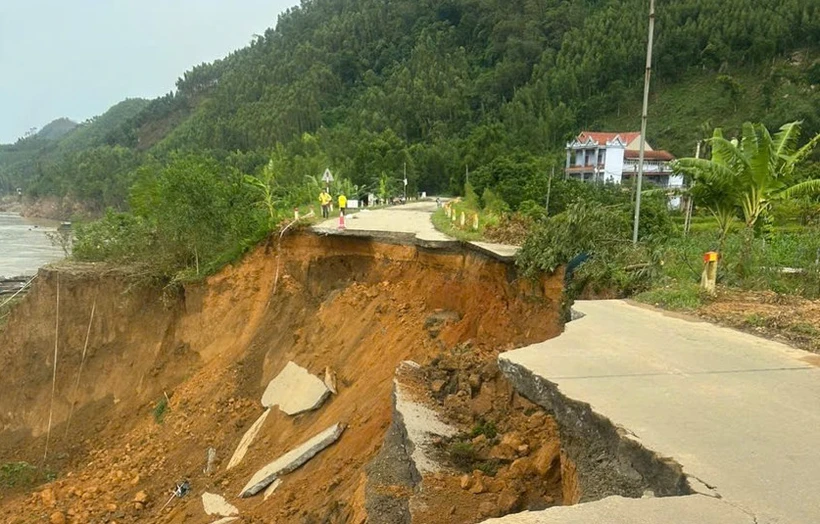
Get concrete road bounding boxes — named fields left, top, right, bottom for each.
left=498, top=300, right=820, bottom=524
left=482, top=494, right=751, bottom=523
left=311, top=201, right=523, bottom=261
left=312, top=201, right=452, bottom=243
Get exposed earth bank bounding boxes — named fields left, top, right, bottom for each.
left=0, top=232, right=568, bottom=523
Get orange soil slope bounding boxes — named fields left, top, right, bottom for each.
left=0, top=233, right=564, bottom=523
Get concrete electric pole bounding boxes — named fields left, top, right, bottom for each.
left=632, top=0, right=656, bottom=244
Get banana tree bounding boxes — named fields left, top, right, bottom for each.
left=245, top=160, right=283, bottom=230
left=673, top=121, right=820, bottom=235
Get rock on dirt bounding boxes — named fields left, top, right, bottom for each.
left=227, top=408, right=271, bottom=470
left=202, top=492, right=239, bottom=517
left=324, top=366, right=338, bottom=394
left=264, top=478, right=283, bottom=501
left=210, top=518, right=239, bottom=524
left=240, top=422, right=346, bottom=497
left=261, top=361, right=331, bottom=415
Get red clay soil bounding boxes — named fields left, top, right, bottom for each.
left=0, top=233, right=564, bottom=523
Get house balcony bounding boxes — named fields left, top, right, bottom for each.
left=566, top=164, right=605, bottom=172
left=621, top=161, right=674, bottom=175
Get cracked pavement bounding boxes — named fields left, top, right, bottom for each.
left=490, top=300, right=820, bottom=523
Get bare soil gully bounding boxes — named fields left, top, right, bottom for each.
left=0, top=232, right=574, bottom=523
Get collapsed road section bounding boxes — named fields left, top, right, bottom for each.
left=0, top=227, right=570, bottom=523
left=494, top=299, right=820, bottom=523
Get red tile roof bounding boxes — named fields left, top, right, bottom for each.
left=624, top=149, right=675, bottom=161
left=578, top=131, right=641, bottom=145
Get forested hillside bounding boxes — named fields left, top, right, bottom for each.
left=1, top=0, right=818, bottom=210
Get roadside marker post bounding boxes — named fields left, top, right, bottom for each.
left=701, top=251, right=718, bottom=295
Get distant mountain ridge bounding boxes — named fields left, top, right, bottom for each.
left=1, top=0, right=818, bottom=209
left=36, top=118, right=77, bottom=140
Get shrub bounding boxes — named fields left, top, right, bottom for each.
left=447, top=441, right=476, bottom=469
left=464, top=182, right=480, bottom=209
left=470, top=420, right=498, bottom=440
left=153, top=396, right=169, bottom=424
left=518, top=200, right=547, bottom=221
left=73, top=210, right=155, bottom=264
left=481, top=188, right=509, bottom=214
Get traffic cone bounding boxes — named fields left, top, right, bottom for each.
left=338, top=211, right=346, bottom=230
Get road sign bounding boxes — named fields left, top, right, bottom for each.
left=322, top=168, right=334, bottom=184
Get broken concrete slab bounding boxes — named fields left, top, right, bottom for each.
left=261, top=361, right=331, bottom=415
left=468, top=241, right=520, bottom=262
left=239, top=422, right=346, bottom=497
left=263, top=478, right=282, bottom=501
left=324, top=366, right=338, bottom=394
left=210, top=518, right=239, bottom=524
left=202, top=492, right=239, bottom=517
left=479, top=495, right=752, bottom=523
left=227, top=408, right=271, bottom=470
left=394, top=361, right=457, bottom=475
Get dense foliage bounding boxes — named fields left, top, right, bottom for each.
left=3, top=0, right=818, bottom=200
left=1, top=0, right=818, bottom=279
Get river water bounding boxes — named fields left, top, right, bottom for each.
left=0, top=212, right=65, bottom=278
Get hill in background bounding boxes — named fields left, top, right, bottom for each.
left=0, top=0, right=818, bottom=211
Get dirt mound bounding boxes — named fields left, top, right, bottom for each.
left=0, top=233, right=564, bottom=522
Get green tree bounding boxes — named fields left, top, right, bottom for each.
left=674, top=121, right=820, bottom=235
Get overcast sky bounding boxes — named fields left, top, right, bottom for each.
left=0, top=0, right=296, bottom=143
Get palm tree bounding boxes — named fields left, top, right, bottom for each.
left=673, top=121, right=820, bottom=241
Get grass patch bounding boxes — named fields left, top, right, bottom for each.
left=475, top=460, right=499, bottom=477
left=634, top=282, right=705, bottom=311
left=431, top=208, right=486, bottom=241
left=744, top=313, right=768, bottom=328
left=790, top=322, right=820, bottom=337
left=470, top=420, right=498, bottom=440
left=447, top=441, right=476, bottom=469
left=153, top=396, right=169, bottom=424
left=0, top=462, right=56, bottom=489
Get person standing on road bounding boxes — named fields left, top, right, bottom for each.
left=338, top=193, right=348, bottom=216
left=319, top=189, right=332, bottom=218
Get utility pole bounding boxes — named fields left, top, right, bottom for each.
left=683, top=140, right=699, bottom=236
left=465, top=165, right=469, bottom=186
left=545, top=166, right=554, bottom=217
left=632, top=0, right=656, bottom=244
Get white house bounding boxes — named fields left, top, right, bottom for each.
left=565, top=131, right=683, bottom=189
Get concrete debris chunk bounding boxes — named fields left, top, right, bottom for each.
left=263, top=478, right=283, bottom=501
left=227, top=409, right=271, bottom=470
left=210, top=518, right=239, bottom=524
left=239, top=423, right=345, bottom=498
left=204, top=447, right=216, bottom=474
left=202, top=493, right=239, bottom=517
left=394, top=361, right=458, bottom=474
left=324, top=366, right=338, bottom=394
left=261, top=361, right=331, bottom=415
